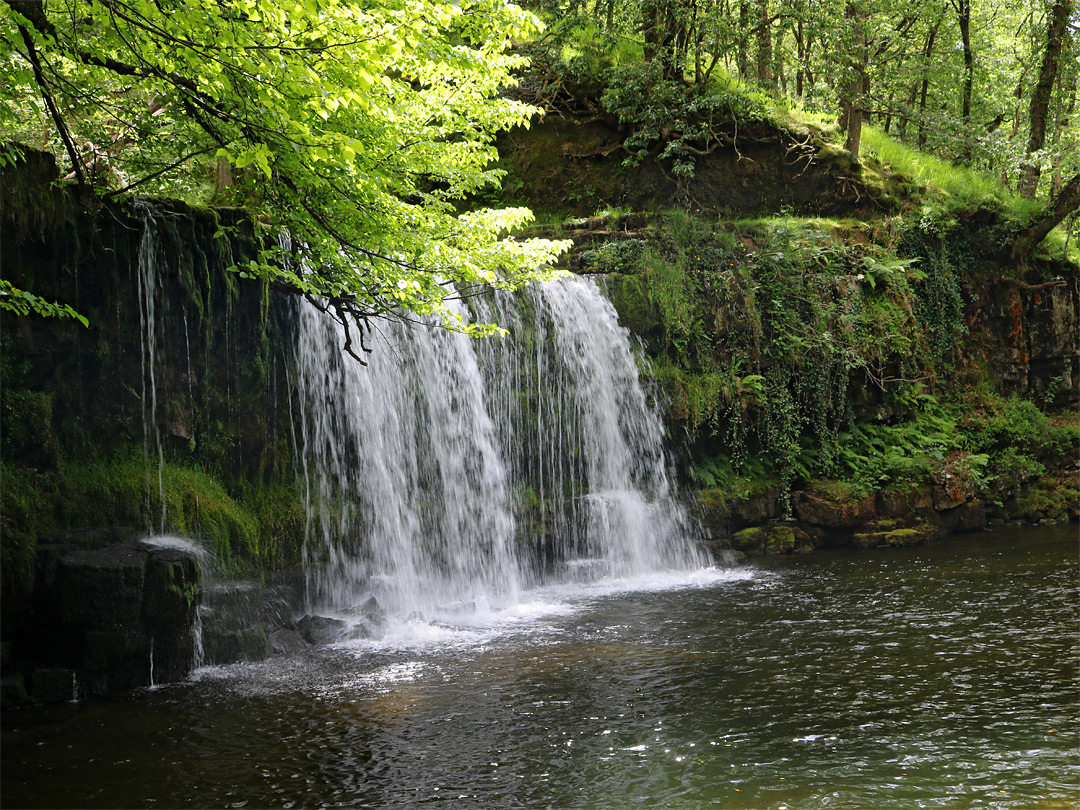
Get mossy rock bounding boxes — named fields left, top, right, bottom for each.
left=1005, top=474, right=1080, bottom=522
left=731, top=526, right=767, bottom=555
left=732, top=523, right=814, bottom=556
left=795, top=483, right=876, bottom=528
left=851, top=521, right=940, bottom=549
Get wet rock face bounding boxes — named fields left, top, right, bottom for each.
left=9, top=540, right=200, bottom=705
left=197, top=570, right=304, bottom=666
left=794, top=490, right=876, bottom=528
left=298, top=615, right=347, bottom=645
left=138, top=543, right=199, bottom=683
left=976, top=281, right=1079, bottom=409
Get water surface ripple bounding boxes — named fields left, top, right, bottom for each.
left=3, top=527, right=1076, bottom=809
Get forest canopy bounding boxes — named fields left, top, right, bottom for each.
left=519, top=0, right=1077, bottom=199
left=1, top=0, right=570, bottom=349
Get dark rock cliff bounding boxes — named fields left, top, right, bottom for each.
left=2, top=149, right=302, bottom=703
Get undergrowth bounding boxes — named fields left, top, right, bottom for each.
left=599, top=208, right=1075, bottom=512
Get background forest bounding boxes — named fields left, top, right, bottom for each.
left=516, top=0, right=1078, bottom=200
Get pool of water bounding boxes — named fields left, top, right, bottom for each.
left=3, top=526, right=1077, bottom=809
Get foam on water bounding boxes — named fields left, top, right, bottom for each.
left=323, top=564, right=755, bottom=654
left=139, top=534, right=212, bottom=568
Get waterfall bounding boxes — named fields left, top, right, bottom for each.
left=134, top=201, right=166, bottom=532
left=475, top=279, right=707, bottom=581
left=293, top=276, right=709, bottom=620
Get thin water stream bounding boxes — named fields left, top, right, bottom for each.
left=3, top=526, right=1076, bottom=809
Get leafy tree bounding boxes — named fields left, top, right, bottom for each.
left=1019, top=0, right=1074, bottom=197
left=1, top=0, right=570, bottom=353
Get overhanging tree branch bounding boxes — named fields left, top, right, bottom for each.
left=1, top=0, right=568, bottom=347
left=1011, top=173, right=1080, bottom=262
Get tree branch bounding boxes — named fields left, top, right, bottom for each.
left=1011, top=173, right=1080, bottom=261
left=1000, top=278, right=1067, bottom=291
left=14, top=21, right=86, bottom=188
left=104, top=145, right=220, bottom=198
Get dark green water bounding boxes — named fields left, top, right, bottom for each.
left=3, top=526, right=1077, bottom=809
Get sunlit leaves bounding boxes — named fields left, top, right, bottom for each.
left=2, top=0, right=569, bottom=332
left=0, top=279, right=88, bottom=326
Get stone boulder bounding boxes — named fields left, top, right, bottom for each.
left=197, top=570, right=305, bottom=665
left=794, top=488, right=876, bottom=528
left=269, top=628, right=307, bottom=655
left=11, top=540, right=201, bottom=704
left=937, top=500, right=988, bottom=533
left=875, top=486, right=934, bottom=519
left=731, top=523, right=815, bottom=556
left=298, top=614, right=347, bottom=645
left=851, top=519, right=944, bottom=549
left=139, top=544, right=199, bottom=683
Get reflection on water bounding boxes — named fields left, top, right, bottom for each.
left=3, top=526, right=1077, bottom=809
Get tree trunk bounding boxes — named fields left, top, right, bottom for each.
left=898, top=80, right=918, bottom=139
left=954, top=0, right=974, bottom=161
left=737, top=1, right=750, bottom=77
left=841, top=1, right=868, bottom=159
left=1019, top=0, right=1073, bottom=198
left=1012, top=173, right=1080, bottom=260
left=774, top=8, right=786, bottom=93
left=1050, top=77, right=1076, bottom=195
left=795, top=17, right=805, bottom=97
left=756, top=0, right=773, bottom=86
left=917, top=20, right=939, bottom=148
left=215, top=156, right=234, bottom=195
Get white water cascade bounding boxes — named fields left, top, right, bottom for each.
left=293, top=276, right=710, bottom=621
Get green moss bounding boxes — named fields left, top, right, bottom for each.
left=48, top=458, right=257, bottom=570
left=806, top=480, right=861, bottom=504
left=730, top=523, right=812, bottom=556
left=1, top=456, right=305, bottom=581
left=603, top=272, right=658, bottom=336
left=243, top=482, right=307, bottom=569
left=765, top=526, right=798, bottom=554
left=731, top=526, right=767, bottom=555
left=1006, top=475, right=1080, bottom=523
left=0, top=464, right=48, bottom=600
